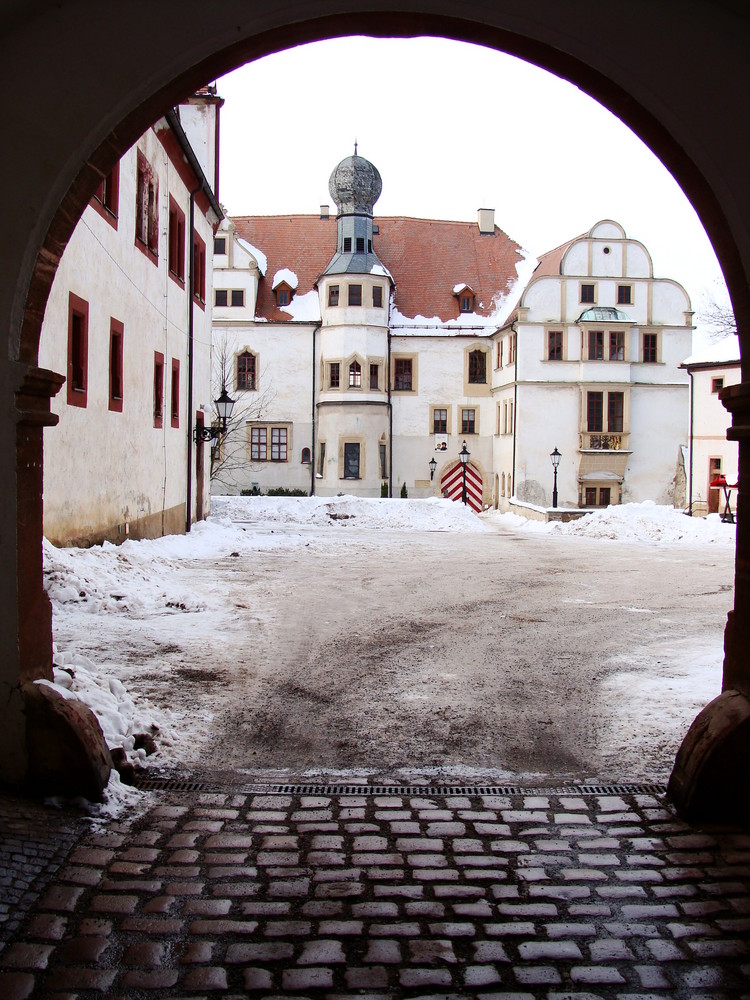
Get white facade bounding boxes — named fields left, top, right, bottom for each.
left=39, top=105, right=221, bottom=545
left=682, top=335, right=740, bottom=516
left=494, top=221, right=692, bottom=512
left=212, top=195, right=692, bottom=517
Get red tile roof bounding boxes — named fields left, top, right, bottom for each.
left=232, top=215, right=526, bottom=323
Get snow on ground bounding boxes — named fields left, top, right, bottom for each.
left=212, top=494, right=491, bottom=532
left=42, top=498, right=735, bottom=806
left=484, top=500, right=736, bottom=546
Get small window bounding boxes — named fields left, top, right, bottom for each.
left=251, top=426, right=266, bottom=461
left=460, top=296, right=472, bottom=313
left=153, top=352, right=164, bottom=428
left=67, top=292, right=88, bottom=408
left=608, top=391, right=624, bottom=433
left=192, top=231, right=206, bottom=305
left=433, top=408, right=447, bottom=434
left=497, top=340, right=503, bottom=368
left=271, top=427, right=287, bottom=461
left=91, top=162, right=119, bottom=227
left=509, top=334, right=517, bottom=364
left=548, top=331, right=562, bottom=361
left=609, top=331, right=624, bottom=361
left=135, top=151, right=158, bottom=260
left=301, top=447, right=311, bottom=464
left=349, top=360, right=362, bottom=387
left=588, top=330, right=604, bottom=360
left=214, top=236, right=227, bottom=254
left=343, top=237, right=352, bottom=253
left=231, top=289, right=244, bottom=307
left=328, top=285, right=339, bottom=307
left=329, top=362, right=340, bottom=388
left=215, top=289, right=228, bottom=307
left=461, top=408, right=476, bottom=434
left=318, top=441, right=326, bottom=475
left=643, top=332, right=658, bottom=363
left=237, top=351, right=256, bottom=391
left=369, top=363, right=379, bottom=390
left=394, top=358, right=412, bottom=391
left=356, top=237, right=365, bottom=253
left=368, top=239, right=373, bottom=253
left=348, top=284, right=362, bottom=306
left=372, top=286, right=383, bottom=308
left=344, top=442, right=360, bottom=479
left=379, top=442, right=387, bottom=479
left=108, top=318, right=123, bottom=413
left=168, top=197, right=185, bottom=284
left=587, top=391, right=603, bottom=432
left=468, top=349, right=486, bottom=384
left=170, top=358, right=180, bottom=428
left=712, top=377, right=724, bottom=393
left=581, top=283, right=595, bottom=304
left=617, top=285, right=632, bottom=305
left=277, top=288, right=289, bottom=306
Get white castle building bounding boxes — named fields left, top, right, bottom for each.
left=212, top=152, right=692, bottom=515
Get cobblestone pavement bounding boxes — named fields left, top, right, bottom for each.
left=1, top=782, right=749, bottom=998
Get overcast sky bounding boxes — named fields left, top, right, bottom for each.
left=217, top=36, right=728, bottom=343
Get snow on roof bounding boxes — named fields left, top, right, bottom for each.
left=236, top=237, right=267, bottom=275
left=453, top=282, right=472, bottom=294
left=278, top=288, right=320, bottom=322
left=232, top=214, right=530, bottom=324
left=682, top=334, right=740, bottom=367
left=272, top=267, right=298, bottom=290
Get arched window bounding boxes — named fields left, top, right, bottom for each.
left=349, top=360, right=361, bottom=387
left=301, top=447, right=311, bottom=464
left=468, top=349, right=486, bottom=384
left=237, top=351, right=256, bottom=390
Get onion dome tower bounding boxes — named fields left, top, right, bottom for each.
left=323, top=146, right=385, bottom=276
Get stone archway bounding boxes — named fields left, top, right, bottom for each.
left=2, top=2, right=749, bottom=815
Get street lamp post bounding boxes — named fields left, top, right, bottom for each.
left=193, top=386, right=236, bottom=444
left=459, top=440, right=470, bottom=506
left=550, top=447, right=561, bottom=508
left=428, top=456, right=437, bottom=481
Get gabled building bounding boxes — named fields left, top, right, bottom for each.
left=39, top=92, right=223, bottom=545
left=495, top=221, right=693, bottom=513
left=682, top=334, right=740, bottom=516
left=212, top=155, right=692, bottom=515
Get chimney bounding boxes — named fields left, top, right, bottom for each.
left=477, top=208, right=495, bottom=235
left=320, top=204, right=330, bottom=219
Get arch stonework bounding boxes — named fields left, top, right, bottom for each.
left=2, top=2, right=749, bottom=814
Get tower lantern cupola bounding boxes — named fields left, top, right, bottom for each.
left=322, top=148, right=386, bottom=276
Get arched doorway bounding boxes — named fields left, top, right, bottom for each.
left=441, top=461, right=483, bottom=513
left=2, top=3, right=750, bottom=816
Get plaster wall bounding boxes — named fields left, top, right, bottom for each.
left=688, top=364, right=741, bottom=513
left=39, top=128, right=215, bottom=545
left=624, top=385, right=689, bottom=504
left=514, top=384, right=581, bottom=507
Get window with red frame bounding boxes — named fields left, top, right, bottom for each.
left=108, top=318, right=124, bottom=412
left=192, top=231, right=206, bottom=305
left=135, top=151, right=158, bottom=260
left=153, top=352, right=164, bottom=428
left=67, top=292, right=89, bottom=408
left=168, top=197, right=185, bottom=285
left=171, top=358, right=180, bottom=427
left=91, top=162, right=119, bottom=228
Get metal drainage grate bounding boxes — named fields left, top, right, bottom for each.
left=133, top=776, right=667, bottom=798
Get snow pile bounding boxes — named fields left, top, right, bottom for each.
left=272, top=267, right=298, bottom=289
left=41, top=650, right=175, bottom=764
left=43, top=537, right=207, bottom=616
left=278, top=288, right=320, bottom=321
left=486, top=501, right=736, bottom=545
left=211, top=494, right=491, bottom=533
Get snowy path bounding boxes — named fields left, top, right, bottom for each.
left=44, top=499, right=735, bottom=791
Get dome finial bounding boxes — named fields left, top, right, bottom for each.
left=354, top=139, right=358, bottom=156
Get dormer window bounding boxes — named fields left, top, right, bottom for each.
left=356, top=237, right=365, bottom=253
left=272, top=269, right=298, bottom=308
left=343, top=237, right=352, bottom=253
left=453, top=283, right=475, bottom=314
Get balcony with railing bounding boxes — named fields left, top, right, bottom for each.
left=580, top=432, right=629, bottom=451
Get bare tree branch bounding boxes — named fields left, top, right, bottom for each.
left=697, top=281, right=737, bottom=341
left=209, top=333, right=275, bottom=490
